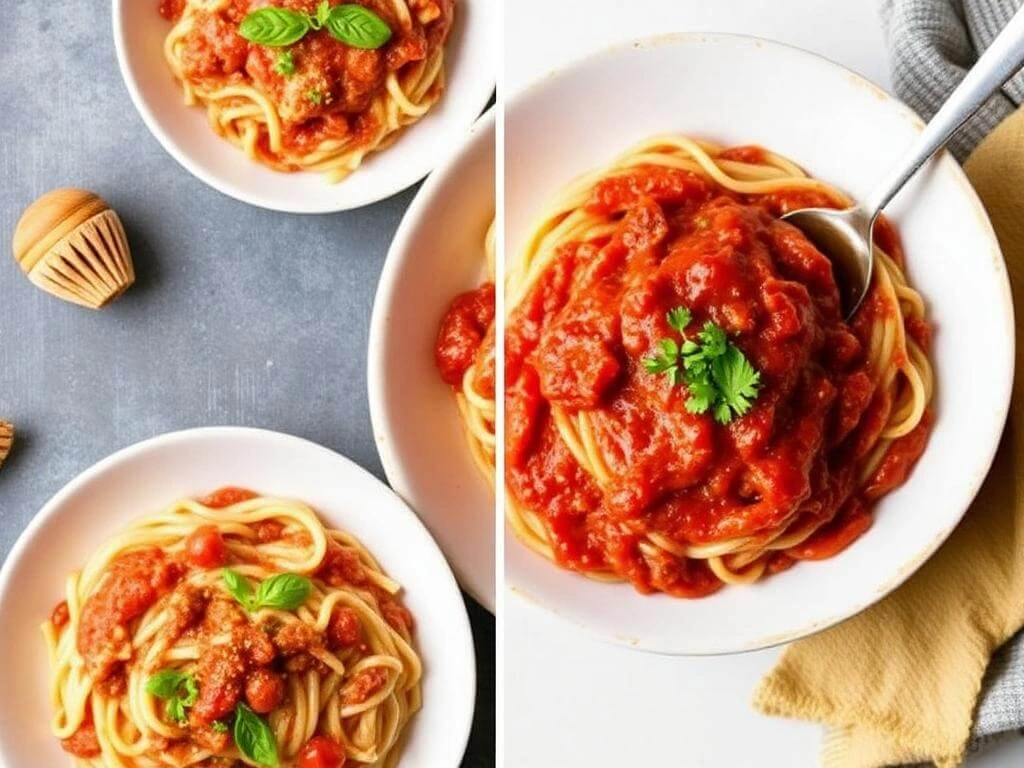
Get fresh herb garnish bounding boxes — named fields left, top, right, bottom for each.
left=309, top=0, right=332, bottom=29
left=666, top=306, right=691, bottom=334
left=324, top=4, right=393, bottom=49
left=643, top=306, right=762, bottom=424
left=274, top=51, right=296, bottom=76
left=234, top=703, right=279, bottom=767
left=211, top=720, right=229, bottom=733
left=238, top=3, right=392, bottom=51
left=146, top=669, right=199, bottom=725
left=239, top=7, right=311, bottom=47
left=222, top=569, right=312, bottom=613
left=306, top=88, right=324, bottom=105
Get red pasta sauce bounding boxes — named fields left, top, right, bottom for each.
left=158, top=0, right=454, bottom=165
left=505, top=161, right=932, bottom=597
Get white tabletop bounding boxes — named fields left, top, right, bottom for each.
left=503, top=1, right=1023, bottom=765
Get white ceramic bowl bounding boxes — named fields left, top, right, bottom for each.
left=505, top=33, right=1014, bottom=655
left=369, top=110, right=494, bottom=611
left=0, top=428, right=476, bottom=766
left=112, top=1, right=496, bottom=213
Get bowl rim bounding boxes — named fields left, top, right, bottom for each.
left=110, top=0, right=495, bottom=214
left=503, top=31, right=1016, bottom=655
left=0, top=426, right=477, bottom=763
left=368, top=107, right=496, bottom=612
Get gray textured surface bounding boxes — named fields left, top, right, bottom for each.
left=880, top=0, right=1024, bottom=160
left=0, top=1, right=493, bottom=765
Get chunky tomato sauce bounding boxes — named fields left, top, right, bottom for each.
left=159, top=0, right=454, bottom=164
left=505, top=162, right=932, bottom=596
left=61, top=487, right=413, bottom=762
left=435, top=282, right=496, bottom=395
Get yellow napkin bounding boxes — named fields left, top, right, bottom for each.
left=753, top=106, right=1024, bottom=768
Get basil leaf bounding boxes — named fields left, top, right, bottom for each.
left=222, top=568, right=255, bottom=611
left=166, top=698, right=187, bottom=725
left=239, top=8, right=311, bottom=47
left=146, top=669, right=187, bottom=700
left=212, top=720, right=229, bottom=733
left=180, top=675, right=199, bottom=707
left=254, top=573, right=311, bottom=611
left=234, top=703, right=279, bottom=767
left=325, top=4, right=392, bottom=49
left=147, top=669, right=198, bottom=725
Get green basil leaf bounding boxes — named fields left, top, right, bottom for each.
left=166, top=698, right=188, bottom=725
left=145, top=669, right=187, bottom=700
left=234, top=703, right=279, bottom=767
left=254, top=573, right=311, bottom=611
left=239, top=8, right=311, bottom=47
left=146, top=669, right=199, bottom=725
left=222, top=568, right=255, bottom=611
left=212, top=720, right=229, bottom=733
left=180, top=675, right=199, bottom=707
left=325, top=4, right=392, bottom=49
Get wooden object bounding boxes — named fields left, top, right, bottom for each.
left=13, top=189, right=134, bottom=309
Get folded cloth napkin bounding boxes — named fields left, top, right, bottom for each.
left=880, top=0, right=1024, bottom=161
left=753, top=99, right=1024, bottom=768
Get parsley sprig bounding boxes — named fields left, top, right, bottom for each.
left=643, top=306, right=762, bottom=424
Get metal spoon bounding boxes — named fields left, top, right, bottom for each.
left=783, top=6, right=1024, bottom=318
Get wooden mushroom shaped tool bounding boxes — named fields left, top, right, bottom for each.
left=0, top=421, right=12, bottom=470
left=13, top=189, right=134, bottom=309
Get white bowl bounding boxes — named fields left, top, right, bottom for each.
left=0, top=427, right=476, bottom=766
left=112, top=1, right=496, bottom=213
left=369, top=110, right=494, bottom=611
left=505, top=33, right=1014, bottom=655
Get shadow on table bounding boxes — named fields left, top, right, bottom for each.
left=462, top=592, right=495, bottom=767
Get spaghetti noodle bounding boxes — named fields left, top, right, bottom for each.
left=44, top=487, right=421, bottom=767
left=504, top=136, right=934, bottom=597
left=159, top=0, right=453, bottom=183
left=435, top=221, right=496, bottom=487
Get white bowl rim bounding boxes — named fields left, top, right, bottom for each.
left=111, top=0, right=495, bottom=214
left=503, top=31, right=1016, bottom=655
left=0, top=426, right=477, bottom=762
left=368, top=107, right=495, bottom=612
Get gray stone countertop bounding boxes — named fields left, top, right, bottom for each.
left=0, top=2, right=493, bottom=765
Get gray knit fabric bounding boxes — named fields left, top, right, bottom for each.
left=880, top=0, right=1024, bottom=160
left=965, top=631, right=1024, bottom=750
left=879, top=1, right=1024, bottom=761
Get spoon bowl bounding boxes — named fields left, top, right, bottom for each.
left=782, top=3, right=1024, bottom=317
left=782, top=206, right=875, bottom=317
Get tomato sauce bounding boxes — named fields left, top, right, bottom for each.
left=77, top=548, right=183, bottom=680
left=505, top=164, right=932, bottom=596
left=61, top=720, right=101, bottom=759
left=57, top=487, right=418, bottom=763
left=161, top=0, right=454, bottom=161
left=435, top=283, right=496, bottom=393
left=201, top=486, right=258, bottom=508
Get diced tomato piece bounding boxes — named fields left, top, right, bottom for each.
left=298, top=735, right=346, bottom=768
left=185, top=525, right=229, bottom=568
left=245, top=668, right=285, bottom=714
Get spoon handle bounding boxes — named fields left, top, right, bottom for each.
left=865, top=5, right=1024, bottom=215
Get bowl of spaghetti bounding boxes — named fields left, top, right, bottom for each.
left=112, top=1, right=496, bottom=213
left=504, top=34, right=1014, bottom=654
left=369, top=109, right=494, bottom=611
left=0, top=427, right=476, bottom=766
